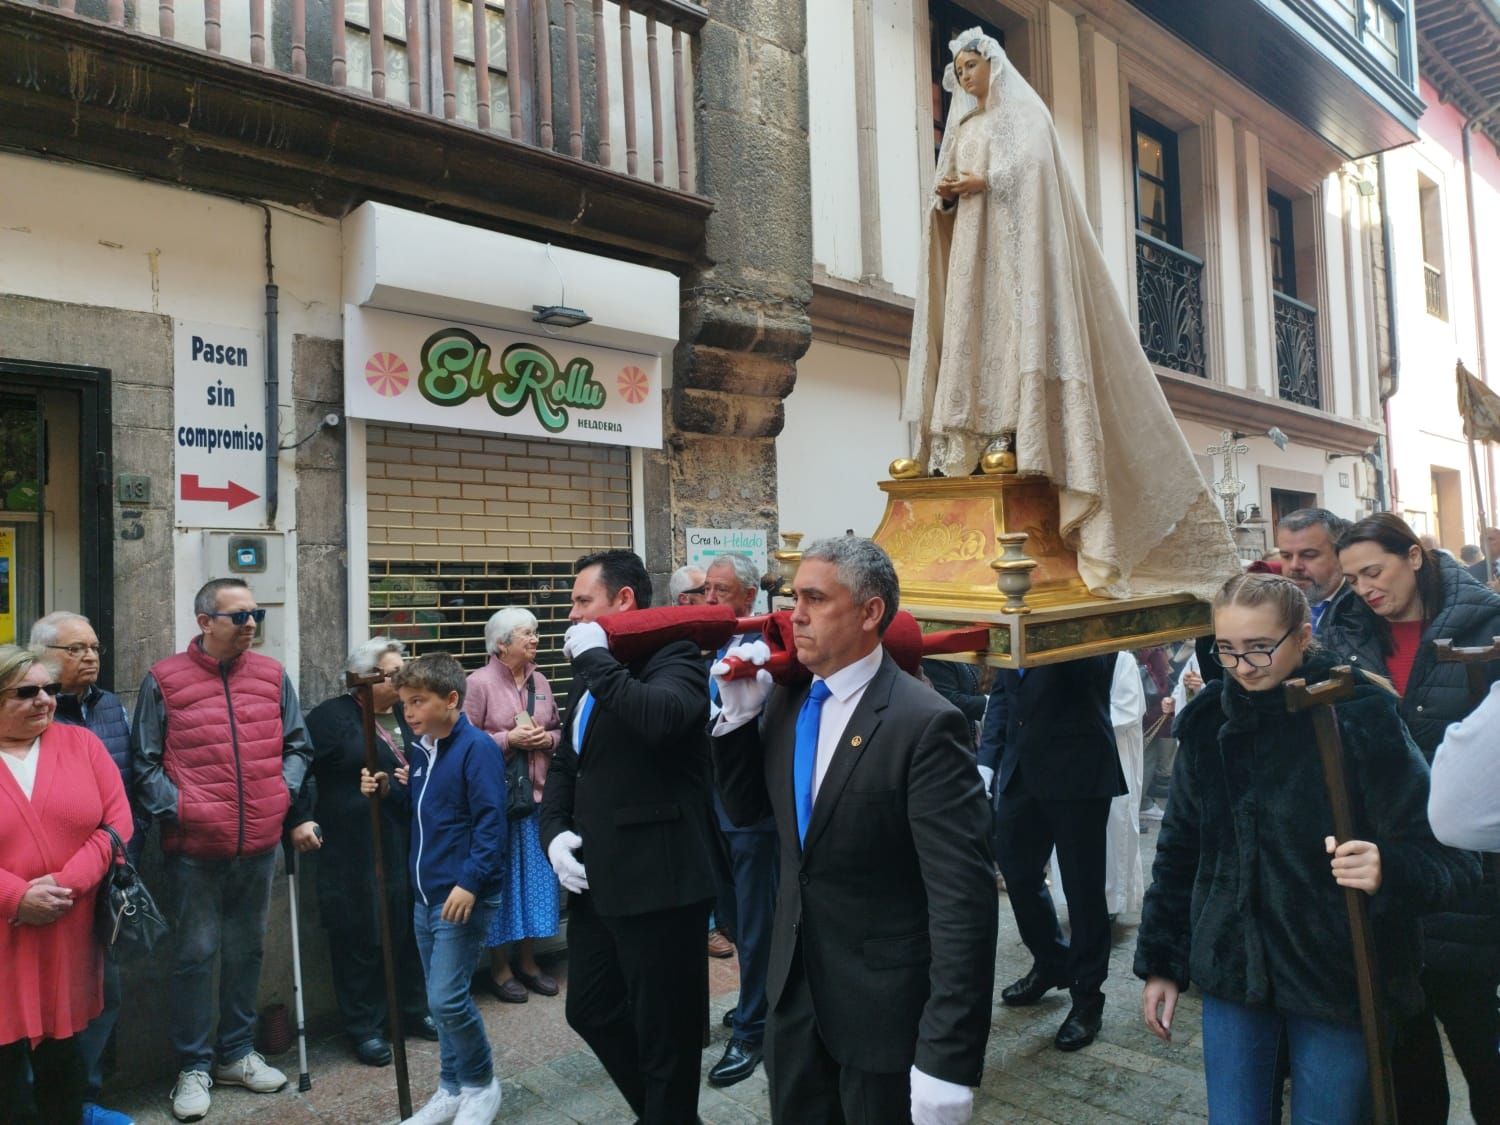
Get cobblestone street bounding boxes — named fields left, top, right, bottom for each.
left=109, top=823, right=1474, bottom=1123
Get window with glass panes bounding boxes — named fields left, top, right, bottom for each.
left=1132, top=111, right=1181, bottom=247
left=1267, top=191, right=1296, bottom=298
left=342, top=0, right=507, bottom=122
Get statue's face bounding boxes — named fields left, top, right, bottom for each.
left=954, top=50, right=990, bottom=98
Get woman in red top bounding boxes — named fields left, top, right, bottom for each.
left=0, top=645, right=131, bottom=1124
left=1332, top=512, right=1500, bottom=1124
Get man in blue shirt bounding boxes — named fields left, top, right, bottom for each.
left=1275, top=508, right=1351, bottom=634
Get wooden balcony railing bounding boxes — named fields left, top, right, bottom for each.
left=1136, top=232, right=1207, bottom=378
left=21, top=0, right=704, bottom=192
left=1273, top=291, right=1321, bottom=410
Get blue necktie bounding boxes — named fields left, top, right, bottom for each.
left=709, top=643, right=728, bottom=706
left=793, top=681, right=833, bottom=844
left=575, top=691, right=595, bottom=754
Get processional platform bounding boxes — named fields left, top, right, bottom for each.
left=783, top=469, right=1211, bottom=668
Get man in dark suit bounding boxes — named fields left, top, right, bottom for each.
left=712, top=537, right=996, bottom=1125
left=539, top=549, right=718, bottom=1124
left=979, top=655, right=1124, bottom=1051
left=702, top=552, right=778, bottom=1088
left=1467, top=527, right=1500, bottom=586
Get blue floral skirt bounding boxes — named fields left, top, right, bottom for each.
left=484, top=814, right=560, bottom=948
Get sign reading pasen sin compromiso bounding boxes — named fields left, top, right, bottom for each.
left=343, top=306, right=663, bottom=449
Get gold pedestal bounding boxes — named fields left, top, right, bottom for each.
left=870, top=474, right=1209, bottom=668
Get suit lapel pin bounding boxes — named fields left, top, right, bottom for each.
left=850, top=735, right=863, bottom=748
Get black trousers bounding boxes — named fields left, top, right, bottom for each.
left=0, top=1037, right=83, bottom=1125
left=1392, top=965, right=1500, bottom=1125
left=564, top=891, right=710, bottom=1124
left=326, top=916, right=430, bottom=1042
left=765, top=947, right=910, bottom=1125
left=994, top=792, right=1112, bottom=999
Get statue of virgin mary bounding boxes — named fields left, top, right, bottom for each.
left=903, top=29, right=1239, bottom=600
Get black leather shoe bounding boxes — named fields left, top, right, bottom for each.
left=353, top=1036, right=392, bottom=1066
left=1001, top=965, right=1068, bottom=1007
left=1054, top=996, right=1104, bottom=1052
left=722, top=1007, right=736, bottom=1029
left=707, top=1039, right=761, bottom=1088
left=405, top=1014, right=441, bottom=1041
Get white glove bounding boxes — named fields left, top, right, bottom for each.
left=547, top=830, right=590, bottom=894
left=977, top=764, right=995, bottom=797
left=711, top=640, right=774, bottom=726
left=910, top=1066, right=973, bottom=1125
left=562, top=622, right=608, bottom=661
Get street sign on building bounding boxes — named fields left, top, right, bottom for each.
left=174, top=321, right=267, bottom=528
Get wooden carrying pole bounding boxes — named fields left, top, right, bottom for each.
left=347, top=669, right=413, bottom=1120
left=1283, top=669, right=1397, bottom=1125
left=1432, top=638, right=1500, bottom=707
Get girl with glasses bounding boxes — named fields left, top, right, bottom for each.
left=1134, top=573, right=1477, bottom=1123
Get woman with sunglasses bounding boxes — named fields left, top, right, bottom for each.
left=1325, top=513, right=1500, bottom=1124
left=1135, top=573, right=1476, bottom=1123
left=0, top=644, right=133, bottom=1125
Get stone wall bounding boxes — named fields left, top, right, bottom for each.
left=659, top=0, right=813, bottom=579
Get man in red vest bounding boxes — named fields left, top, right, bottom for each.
left=132, top=578, right=311, bottom=1122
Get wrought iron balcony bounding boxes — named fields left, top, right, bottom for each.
left=1273, top=292, right=1321, bottom=409
left=1424, top=263, right=1446, bottom=319
left=1136, top=232, right=1207, bottom=378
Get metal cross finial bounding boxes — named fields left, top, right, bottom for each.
left=1207, top=430, right=1251, bottom=524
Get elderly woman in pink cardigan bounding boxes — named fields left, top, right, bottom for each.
left=464, top=607, right=562, bottom=1002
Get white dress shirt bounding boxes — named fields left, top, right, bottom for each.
left=810, top=646, right=884, bottom=798
left=1, top=738, right=41, bottom=800
left=710, top=644, right=884, bottom=799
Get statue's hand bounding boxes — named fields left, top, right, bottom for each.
left=935, top=177, right=959, bottom=202
left=954, top=172, right=987, bottom=196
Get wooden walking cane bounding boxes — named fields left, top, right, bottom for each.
left=1283, top=668, right=1398, bottom=1125
left=348, top=668, right=414, bottom=1120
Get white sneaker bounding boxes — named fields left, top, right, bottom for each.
left=403, top=1087, right=463, bottom=1125
left=454, top=1078, right=503, bottom=1125
left=1140, top=803, right=1165, bottom=822
left=212, top=1051, right=287, bottom=1093
left=170, top=1070, right=212, bottom=1122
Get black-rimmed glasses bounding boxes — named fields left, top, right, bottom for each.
left=1210, top=625, right=1297, bottom=670
left=3, top=682, right=62, bottom=701
left=46, top=643, right=104, bottom=658
left=207, top=609, right=267, bottom=626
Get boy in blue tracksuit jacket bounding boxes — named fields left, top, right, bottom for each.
left=362, top=652, right=508, bottom=1125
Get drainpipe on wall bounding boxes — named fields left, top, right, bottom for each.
left=1462, top=106, right=1500, bottom=530
left=258, top=205, right=280, bottom=528
left=1375, top=153, right=1399, bottom=512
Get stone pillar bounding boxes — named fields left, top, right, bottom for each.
left=646, top=0, right=812, bottom=587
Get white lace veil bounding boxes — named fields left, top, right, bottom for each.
left=941, top=27, right=1006, bottom=138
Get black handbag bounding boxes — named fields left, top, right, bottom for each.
left=94, top=824, right=169, bottom=959
left=505, top=678, right=539, bottom=823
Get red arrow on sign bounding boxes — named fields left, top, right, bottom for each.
left=180, top=474, right=259, bottom=511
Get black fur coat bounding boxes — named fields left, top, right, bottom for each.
left=1134, top=650, right=1479, bottom=1025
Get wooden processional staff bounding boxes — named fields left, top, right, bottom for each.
left=1282, top=668, right=1397, bottom=1125
left=348, top=668, right=415, bottom=1120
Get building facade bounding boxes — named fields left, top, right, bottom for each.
left=0, top=0, right=813, bottom=1075
left=783, top=0, right=1422, bottom=557
left=1382, top=0, right=1500, bottom=549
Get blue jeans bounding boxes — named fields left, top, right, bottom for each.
left=415, top=895, right=500, bottom=1093
left=166, top=851, right=277, bottom=1073
left=73, top=956, right=121, bottom=1097
left=1201, top=995, right=1370, bottom=1124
